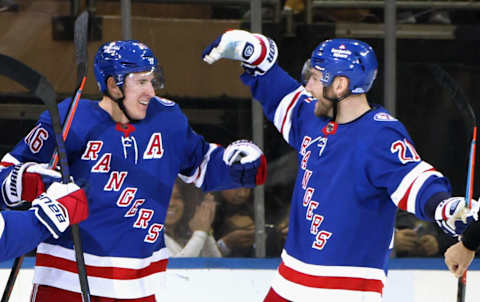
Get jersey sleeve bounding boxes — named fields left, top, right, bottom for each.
left=176, top=122, right=251, bottom=192
left=240, top=63, right=317, bottom=150
left=364, top=125, right=451, bottom=221
left=0, top=210, right=51, bottom=262
left=0, top=100, right=73, bottom=207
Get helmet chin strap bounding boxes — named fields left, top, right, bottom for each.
left=107, top=87, right=140, bottom=124
left=322, top=87, right=351, bottom=121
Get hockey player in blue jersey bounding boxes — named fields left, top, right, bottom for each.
left=202, top=30, right=480, bottom=301
left=0, top=40, right=266, bottom=301
left=0, top=179, right=88, bottom=262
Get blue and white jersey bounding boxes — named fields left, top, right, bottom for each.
left=0, top=96, right=244, bottom=299
left=241, top=64, right=451, bottom=301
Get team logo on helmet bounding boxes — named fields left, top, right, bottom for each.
left=242, top=42, right=255, bottom=60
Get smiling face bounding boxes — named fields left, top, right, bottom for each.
left=122, top=70, right=156, bottom=121
left=165, top=184, right=185, bottom=227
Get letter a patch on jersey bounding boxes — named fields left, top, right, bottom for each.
left=143, top=133, right=164, bottom=159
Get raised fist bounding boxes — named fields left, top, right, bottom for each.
left=202, top=29, right=278, bottom=76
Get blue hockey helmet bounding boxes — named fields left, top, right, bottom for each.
left=94, top=40, right=159, bottom=93
left=310, top=38, right=378, bottom=94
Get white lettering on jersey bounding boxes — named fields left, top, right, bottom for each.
left=303, top=187, right=315, bottom=206
left=312, top=231, right=332, bottom=250
left=317, top=137, right=328, bottom=157
left=301, top=151, right=311, bottom=170
left=306, top=200, right=319, bottom=220
left=310, top=214, right=324, bottom=234
left=25, top=125, right=49, bottom=154
left=391, top=139, right=421, bottom=164
left=300, top=136, right=312, bottom=156
left=81, top=141, right=103, bottom=160
left=134, top=209, right=154, bottom=229
left=92, top=153, right=112, bottom=173
left=144, top=223, right=164, bottom=243
left=104, top=171, right=128, bottom=191
left=302, top=170, right=312, bottom=189
left=143, top=133, right=164, bottom=159
left=125, top=199, right=145, bottom=217
left=116, top=187, right=137, bottom=207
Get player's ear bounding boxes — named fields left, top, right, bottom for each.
left=333, top=76, right=350, bottom=97
left=106, top=77, right=123, bottom=99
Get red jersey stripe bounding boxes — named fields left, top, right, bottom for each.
left=35, top=253, right=168, bottom=280
left=278, top=262, right=384, bottom=294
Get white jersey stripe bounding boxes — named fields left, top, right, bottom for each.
left=34, top=243, right=169, bottom=299
left=37, top=243, right=168, bottom=269
left=273, top=86, right=304, bottom=143
left=0, top=153, right=20, bottom=171
left=178, top=143, right=218, bottom=188
left=281, top=250, right=386, bottom=282
left=405, top=170, right=444, bottom=214
left=270, top=269, right=382, bottom=302
left=34, top=266, right=166, bottom=299
left=391, top=161, right=433, bottom=205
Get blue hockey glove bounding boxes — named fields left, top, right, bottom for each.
left=435, top=197, right=480, bottom=237
left=202, top=29, right=278, bottom=76
left=223, top=140, right=267, bottom=187
left=1, top=162, right=62, bottom=208
left=31, top=181, right=89, bottom=239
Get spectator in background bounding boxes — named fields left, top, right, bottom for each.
left=393, top=209, right=457, bottom=257
left=266, top=208, right=289, bottom=257
left=164, top=180, right=221, bottom=257
left=213, top=187, right=255, bottom=257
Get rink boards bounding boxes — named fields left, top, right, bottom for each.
left=0, top=257, right=479, bottom=302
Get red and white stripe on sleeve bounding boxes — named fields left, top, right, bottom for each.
left=178, top=143, right=218, bottom=188
left=390, top=161, right=444, bottom=214
left=0, top=153, right=20, bottom=171
left=273, top=86, right=305, bottom=143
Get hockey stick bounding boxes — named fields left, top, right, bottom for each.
left=429, top=64, right=478, bottom=302
left=0, top=53, right=91, bottom=302
left=0, top=11, right=91, bottom=302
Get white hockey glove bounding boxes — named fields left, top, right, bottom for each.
left=30, top=181, right=89, bottom=239
left=202, top=29, right=278, bottom=76
left=435, top=197, right=480, bottom=237
left=223, top=140, right=267, bottom=187
left=1, top=162, right=62, bottom=208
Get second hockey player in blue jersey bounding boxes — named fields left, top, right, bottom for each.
left=202, top=30, right=480, bottom=301
left=0, top=40, right=267, bottom=301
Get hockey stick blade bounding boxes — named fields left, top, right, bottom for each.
left=74, top=10, right=89, bottom=87
left=429, top=64, right=477, bottom=127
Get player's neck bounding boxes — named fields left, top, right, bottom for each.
left=99, top=96, right=130, bottom=124
left=335, top=94, right=371, bottom=123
